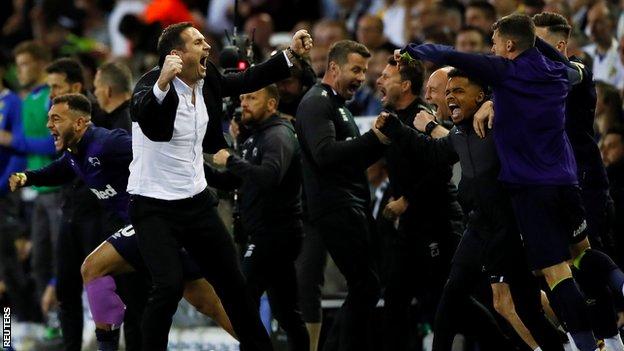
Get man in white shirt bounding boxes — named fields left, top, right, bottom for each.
left=583, top=1, right=624, bottom=89
left=128, top=21, right=312, bottom=351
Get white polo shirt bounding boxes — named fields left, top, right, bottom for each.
left=127, top=77, right=209, bottom=200
left=583, top=38, right=624, bottom=89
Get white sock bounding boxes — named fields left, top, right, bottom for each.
left=534, top=347, right=542, bottom=351
left=605, top=334, right=624, bottom=351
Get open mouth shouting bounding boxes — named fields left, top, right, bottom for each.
left=448, top=103, right=461, bottom=120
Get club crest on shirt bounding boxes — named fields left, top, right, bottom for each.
left=88, top=157, right=101, bottom=167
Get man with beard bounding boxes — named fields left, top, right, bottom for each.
left=375, top=57, right=463, bottom=351
left=295, top=40, right=388, bottom=351
left=209, top=85, right=309, bottom=351
left=9, top=93, right=235, bottom=351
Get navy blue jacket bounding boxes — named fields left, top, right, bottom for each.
left=24, top=126, right=132, bottom=222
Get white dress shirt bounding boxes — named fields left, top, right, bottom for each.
left=127, top=77, right=209, bottom=200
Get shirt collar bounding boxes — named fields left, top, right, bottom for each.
left=172, top=77, right=204, bottom=95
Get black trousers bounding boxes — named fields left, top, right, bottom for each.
left=382, top=218, right=457, bottom=351
left=295, top=221, right=327, bottom=323
left=311, top=206, right=380, bottom=351
left=129, top=190, right=272, bottom=351
left=243, top=232, right=309, bottom=351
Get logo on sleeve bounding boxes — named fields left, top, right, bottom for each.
left=90, top=184, right=117, bottom=200
left=88, top=157, right=101, bottom=167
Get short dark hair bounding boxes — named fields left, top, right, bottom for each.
left=532, top=12, right=572, bottom=39
left=447, top=68, right=488, bottom=92
left=157, top=22, right=194, bottom=66
left=387, top=57, right=425, bottom=96
left=327, top=40, right=371, bottom=68
left=263, top=84, right=280, bottom=105
left=98, top=61, right=133, bottom=94
left=52, top=93, right=92, bottom=117
left=467, top=1, right=497, bottom=21
left=13, top=41, right=52, bottom=62
left=493, top=14, right=536, bottom=50
left=605, top=126, right=624, bottom=139
left=46, top=58, right=85, bottom=85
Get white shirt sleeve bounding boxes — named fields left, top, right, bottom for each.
left=153, top=83, right=170, bottom=104
left=283, top=51, right=294, bottom=68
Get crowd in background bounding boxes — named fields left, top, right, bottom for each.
left=2, top=0, right=624, bottom=350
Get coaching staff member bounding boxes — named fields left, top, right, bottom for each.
left=295, top=40, right=388, bottom=351
left=128, top=22, right=312, bottom=351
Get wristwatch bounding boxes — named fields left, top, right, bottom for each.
left=425, top=120, right=439, bottom=136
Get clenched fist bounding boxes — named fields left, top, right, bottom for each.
left=414, top=111, right=435, bottom=133
left=157, top=54, right=183, bottom=91
left=290, top=30, right=313, bottom=56
left=213, top=149, right=231, bottom=167
left=9, top=172, right=27, bottom=192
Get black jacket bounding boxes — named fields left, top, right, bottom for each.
left=131, top=51, right=292, bottom=154
left=566, top=57, right=609, bottom=191
left=381, top=116, right=517, bottom=272
left=96, top=100, right=132, bottom=132
left=385, top=98, right=463, bottom=225
left=295, top=83, right=385, bottom=220
left=205, top=115, right=302, bottom=237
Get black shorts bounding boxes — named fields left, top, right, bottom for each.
left=106, top=224, right=202, bottom=281
left=508, top=184, right=587, bottom=270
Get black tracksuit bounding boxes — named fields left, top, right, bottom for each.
left=295, top=83, right=385, bottom=351
left=381, top=115, right=563, bottom=351
left=382, top=98, right=463, bottom=351
left=206, top=114, right=309, bottom=351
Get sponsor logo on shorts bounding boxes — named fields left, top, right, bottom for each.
left=90, top=184, right=118, bottom=200
left=111, top=225, right=135, bottom=239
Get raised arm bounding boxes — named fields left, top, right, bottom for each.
left=378, top=112, right=458, bottom=165
left=297, top=98, right=384, bottom=170
left=402, top=43, right=510, bottom=86
left=20, top=154, right=76, bottom=187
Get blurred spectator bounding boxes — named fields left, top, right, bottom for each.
left=0, top=51, right=31, bottom=321
left=93, top=61, right=134, bottom=130
left=143, top=0, right=203, bottom=29
left=522, top=0, right=546, bottom=16
left=583, top=1, right=624, bottom=90
left=356, top=15, right=398, bottom=53
left=310, top=45, right=329, bottom=77
left=443, top=2, right=464, bottom=34
left=244, top=13, right=274, bottom=61
left=543, top=0, right=572, bottom=20
left=381, top=0, right=417, bottom=48
left=408, top=3, right=447, bottom=44
left=601, top=128, right=624, bottom=268
left=275, top=56, right=317, bottom=117
left=455, top=25, right=489, bottom=53
left=421, top=26, right=456, bottom=46
left=465, top=1, right=497, bottom=36
left=326, top=0, right=372, bottom=35
left=108, top=0, right=147, bottom=57
left=6, top=41, right=62, bottom=327
left=1, top=0, right=34, bottom=49
left=312, top=19, right=349, bottom=48
left=489, top=0, right=520, bottom=17
left=595, top=81, right=624, bottom=139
